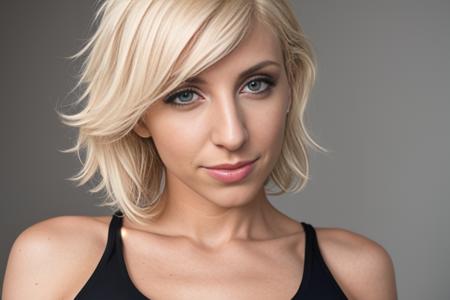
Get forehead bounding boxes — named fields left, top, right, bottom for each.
left=198, top=19, right=283, bottom=77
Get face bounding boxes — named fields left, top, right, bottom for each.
left=134, top=19, right=291, bottom=209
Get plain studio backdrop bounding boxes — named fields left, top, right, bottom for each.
left=1, top=1, right=449, bottom=298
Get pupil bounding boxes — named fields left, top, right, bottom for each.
left=180, top=92, right=192, bottom=102
left=249, top=81, right=260, bottom=91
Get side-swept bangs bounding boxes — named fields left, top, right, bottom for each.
left=57, top=0, right=326, bottom=225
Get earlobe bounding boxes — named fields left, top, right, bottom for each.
left=133, top=119, right=151, bottom=138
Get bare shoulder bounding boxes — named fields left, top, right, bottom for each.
left=314, top=226, right=398, bottom=300
left=2, top=214, right=112, bottom=300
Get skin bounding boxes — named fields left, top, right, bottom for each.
left=2, top=19, right=397, bottom=300
left=131, top=18, right=293, bottom=250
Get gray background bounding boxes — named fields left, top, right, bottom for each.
left=1, top=1, right=449, bottom=298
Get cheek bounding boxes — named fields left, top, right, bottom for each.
left=250, top=108, right=286, bottom=154
left=247, top=92, right=288, bottom=152
left=146, top=113, right=204, bottom=170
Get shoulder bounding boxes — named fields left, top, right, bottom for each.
left=2, top=214, right=112, bottom=300
left=313, top=226, right=398, bottom=300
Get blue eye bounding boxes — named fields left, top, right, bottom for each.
left=164, top=88, right=200, bottom=107
left=163, top=76, right=276, bottom=108
left=243, top=79, right=269, bottom=93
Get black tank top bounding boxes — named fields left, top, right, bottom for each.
left=74, top=210, right=348, bottom=299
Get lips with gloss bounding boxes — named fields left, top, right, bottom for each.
left=202, top=159, right=257, bottom=183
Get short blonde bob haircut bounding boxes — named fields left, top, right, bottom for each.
left=57, top=0, right=327, bottom=225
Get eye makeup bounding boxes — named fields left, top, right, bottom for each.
left=163, top=74, right=278, bottom=108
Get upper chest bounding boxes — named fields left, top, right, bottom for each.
left=117, top=226, right=306, bottom=300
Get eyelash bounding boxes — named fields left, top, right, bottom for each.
left=163, top=75, right=277, bottom=107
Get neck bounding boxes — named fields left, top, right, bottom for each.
left=131, top=187, right=287, bottom=250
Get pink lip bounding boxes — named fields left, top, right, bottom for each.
left=204, top=158, right=258, bottom=170
left=202, top=158, right=258, bottom=183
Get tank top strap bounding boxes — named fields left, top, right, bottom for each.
left=111, top=210, right=124, bottom=230
left=94, top=210, right=123, bottom=269
left=299, top=222, right=314, bottom=290
left=299, top=221, right=348, bottom=299
left=74, top=209, right=125, bottom=299
left=108, top=210, right=150, bottom=299
left=111, top=209, right=124, bottom=251
left=302, top=222, right=318, bottom=253
left=302, top=221, right=326, bottom=267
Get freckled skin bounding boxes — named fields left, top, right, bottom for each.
left=132, top=18, right=293, bottom=248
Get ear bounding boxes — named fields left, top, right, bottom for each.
left=133, top=118, right=151, bottom=138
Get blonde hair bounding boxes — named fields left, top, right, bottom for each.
left=57, top=0, right=327, bottom=225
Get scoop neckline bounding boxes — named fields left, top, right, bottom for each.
left=113, top=213, right=311, bottom=299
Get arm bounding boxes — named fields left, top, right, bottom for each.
left=319, top=228, right=398, bottom=300
left=2, top=216, right=103, bottom=300
left=350, top=237, right=398, bottom=300
left=2, top=219, right=64, bottom=299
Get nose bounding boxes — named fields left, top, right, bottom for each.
left=210, top=95, right=249, bottom=152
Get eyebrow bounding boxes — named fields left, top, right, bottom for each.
left=184, top=60, right=281, bottom=85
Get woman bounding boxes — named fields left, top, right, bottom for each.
left=3, top=0, right=397, bottom=299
